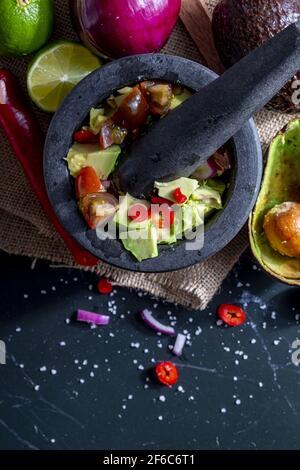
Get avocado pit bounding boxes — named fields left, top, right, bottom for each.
left=263, top=202, right=300, bottom=258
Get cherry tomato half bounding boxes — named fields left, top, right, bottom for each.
left=155, top=361, right=179, bottom=387
left=113, top=86, right=149, bottom=130
left=74, top=129, right=98, bottom=144
left=75, top=167, right=101, bottom=198
left=217, top=304, right=246, bottom=327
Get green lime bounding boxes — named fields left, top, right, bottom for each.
left=27, top=41, right=102, bottom=112
left=0, top=0, right=54, bottom=56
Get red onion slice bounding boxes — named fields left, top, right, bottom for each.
left=77, top=309, right=110, bottom=325
left=140, top=309, right=176, bottom=336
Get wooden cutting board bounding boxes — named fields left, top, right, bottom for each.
left=180, top=0, right=224, bottom=75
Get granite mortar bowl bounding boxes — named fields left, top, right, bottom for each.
left=44, top=54, right=262, bottom=273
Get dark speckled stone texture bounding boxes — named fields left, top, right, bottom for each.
left=1, top=250, right=300, bottom=450
left=44, top=54, right=262, bottom=272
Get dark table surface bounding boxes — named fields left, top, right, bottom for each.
left=0, top=249, right=299, bottom=451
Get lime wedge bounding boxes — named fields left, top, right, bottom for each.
left=27, top=41, right=102, bottom=112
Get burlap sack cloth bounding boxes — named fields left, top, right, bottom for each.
left=0, top=0, right=294, bottom=309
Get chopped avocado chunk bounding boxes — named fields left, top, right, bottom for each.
left=191, top=186, right=222, bottom=209
left=66, top=143, right=121, bottom=178
left=170, top=88, right=192, bottom=110
left=173, top=203, right=204, bottom=238
left=113, top=193, right=149, bottom=228
left=155, top=177, right=198, bottom=202
left=120, top=223, right=158, bottom=262
left=206, top=178, right=226, bottom=196
left=157, top=226, right=177, bottom=245
left=90, top=107, right=107, bottom=134
left=117, top=86, right=134, bottom=95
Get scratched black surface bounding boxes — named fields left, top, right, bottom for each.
left=0, top=249, right=300, bottom=450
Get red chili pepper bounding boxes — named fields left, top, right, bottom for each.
left=173, top=187, right=187, bottom=204
left=0, top=69, right=98, bottom=267
left=151, top=196, right=173, bottom=206
left=218, top=304, right=246, bottom=327
left=155, top=361, right=179, bottom=387
left=97, top=278, right=113, bottom=295
left=73, top=129, right=98, bottom=144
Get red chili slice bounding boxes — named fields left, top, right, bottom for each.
left=173, top=187, right=187, bottom=204
left=155, top=361, right=179, bottom=387
left=97, top=278, right=113, bottom=295
left=217, top=304, right=246, bottom=327
left=151, top=196, right=173, bottom=206
left=74, top=129, right=98, bottom=144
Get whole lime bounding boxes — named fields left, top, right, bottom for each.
left=0, top=0, right=54, bottom=56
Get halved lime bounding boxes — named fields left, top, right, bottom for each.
left=27, top=41, right=102, bottom=112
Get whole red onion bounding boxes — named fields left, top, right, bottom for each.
left=69, top=0, right=181, bottom=59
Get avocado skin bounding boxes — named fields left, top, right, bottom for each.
left=249, top=119, right=300, bottom=285
left=212, top=0, right=300, bottom=113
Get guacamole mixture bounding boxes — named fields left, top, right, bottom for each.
left=66, top=81, right=231, bottom=262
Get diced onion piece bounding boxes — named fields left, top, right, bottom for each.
left=77, top=309, right=110, bottom=325
left=140, top=309, right=176, bottom=336
left=172, top=333, right=187, bottom=357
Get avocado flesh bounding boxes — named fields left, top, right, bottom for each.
left=249, top=119, right=300, bottom=284
left=120, top=224, right=158, bottom=262
left=212, top=0, right=300, bottom=113
left=66, top=143, right=121, bottom=178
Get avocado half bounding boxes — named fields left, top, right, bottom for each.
left=212, top=0, right=300, bottom=113
left=249, top=120, right=300, bottom=285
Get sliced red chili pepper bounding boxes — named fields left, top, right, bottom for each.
left=173, top=187, right=187, bottom=204
left=155, top=361, right=179, bottom=387
left=75, top=166, right=101, bottom=198
left=74, top=129, right=98, bottom=144
left=97, top=278, right=113, bottom=295
left=0, top=68, right=97, bottom=266
left=217, top=304, right=246, bottom=327
left=128, top=203, right=149, bottom=222
left=151, top=196, right=173, bottom=206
